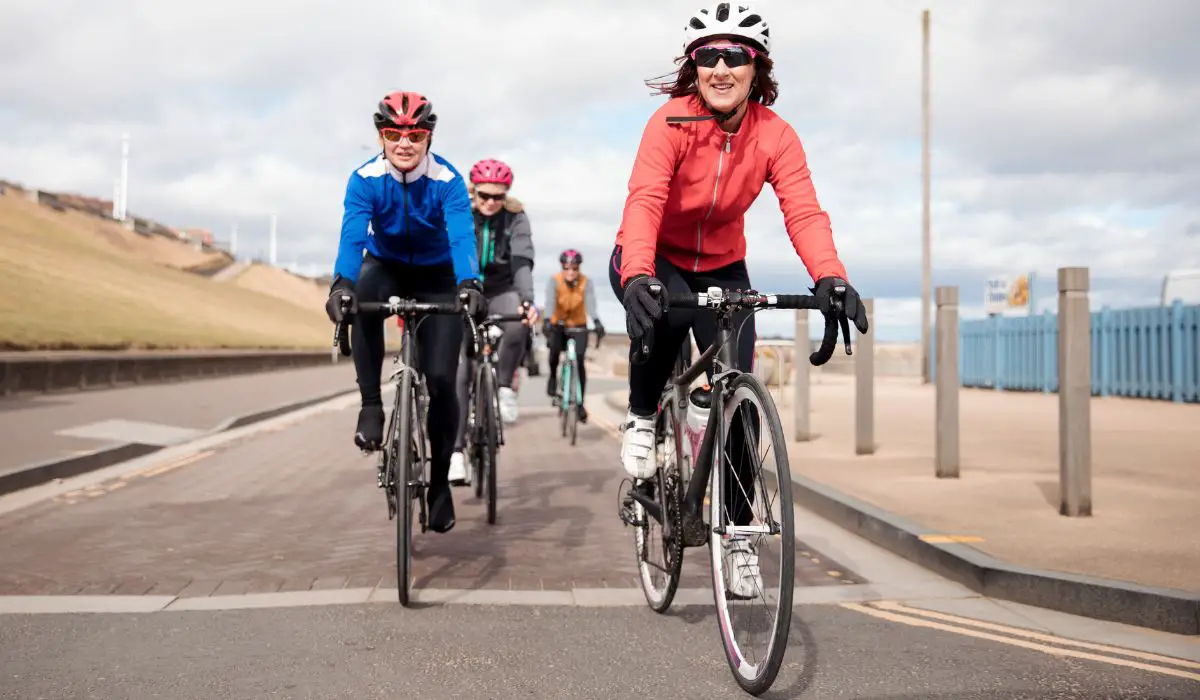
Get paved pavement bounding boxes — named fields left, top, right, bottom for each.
left=0, top=363, right=358, bottom=476
left=0, top=366, right=1197, bottom=698
left=0, top=372, right=856, bottom=597
left=762, top=374, right=1200, bottom=591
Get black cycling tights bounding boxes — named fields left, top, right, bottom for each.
left=608, top=245, right=761, bottom=527
left=352, top=254, right=463, bottom=487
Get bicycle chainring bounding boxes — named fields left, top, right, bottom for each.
left=661, top=469, right=685, bottom=567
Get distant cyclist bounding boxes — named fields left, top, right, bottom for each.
left=609, top=4, right=870, bottom=596
left=325, top=90, right=486, bottom=534
left=448, top=158, right=538, bottom=486
left=543, top=249, right=605, bottom=423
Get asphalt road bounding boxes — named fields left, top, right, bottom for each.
left=2, top=604, right=1195, bottom=699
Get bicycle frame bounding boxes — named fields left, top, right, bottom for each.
left=630, top=285, right=847, bottom=547
left=466, top=313, right=525, bottom=451
left=559, top=335, right=580, bottom=408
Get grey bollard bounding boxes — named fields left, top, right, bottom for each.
left=1058, top=267, right=1092, bottom=516
left=856, top=299, right=875, bottom=455
left=793, top=309, right=813, bottom=441
left=935, top=287, right=960, bottom=477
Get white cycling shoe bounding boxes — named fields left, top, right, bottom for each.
left=498, top=387, right=519, bottom=424
left=448, top=451, right=470, bottom=486
left=722, top=536, right=764, bottom=599
left=620, top=411, right=656, bottom=480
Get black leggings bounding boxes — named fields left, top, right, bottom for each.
left=608, top=245, right=759, bottom=527
left=547, top=326, right=590, bottom=399
left=352, top=254, right=463, bottom=487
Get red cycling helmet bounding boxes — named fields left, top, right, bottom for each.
left=373, top=91, right=437, bottom=131
left=560, top=249, right=582, bottom=265
left=470, top=159, right=514, bottom=186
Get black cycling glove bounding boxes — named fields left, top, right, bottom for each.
left=457, top=279, right=487, bottom=323
left=325, top=277, right=357, bottom=324
left=621, top=274, right=664, bottom=342
left=812, top=276, right=869, bottom=334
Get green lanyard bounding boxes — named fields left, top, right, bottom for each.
left=481, top=219, right=495, bottom=278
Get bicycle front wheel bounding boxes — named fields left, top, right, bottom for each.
left=708, top=373, right=794, bottom=695
left=567, top=372, right=580, bottom=446
left=479, top=364, right=500, bottom=525
left=393, top=369, right=417, bottom=607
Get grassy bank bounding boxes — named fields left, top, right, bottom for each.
left=0, top=194, right=331, bottom=351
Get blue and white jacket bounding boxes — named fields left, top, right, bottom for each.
left=332, top=152, right=481, bottom=286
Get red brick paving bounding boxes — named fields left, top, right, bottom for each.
left=0, top=401, right=862, bottom=596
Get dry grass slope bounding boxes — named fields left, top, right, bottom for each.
left=0, top=194, right=330, bottom=350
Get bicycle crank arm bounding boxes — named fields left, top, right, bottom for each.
left=628, top=488, right=663, bottom=525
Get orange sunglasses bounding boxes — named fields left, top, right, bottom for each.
left=380, top=128, right=430, bottom=144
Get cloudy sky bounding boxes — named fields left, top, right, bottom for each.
left=3, top=0, right=1198, bottom=340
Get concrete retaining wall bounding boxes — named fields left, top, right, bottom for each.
left=0, top=350, right=334, bottom=397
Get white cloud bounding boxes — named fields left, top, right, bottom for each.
left=3, top=0, right=1198, bottom=343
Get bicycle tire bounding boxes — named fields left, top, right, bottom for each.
left=708, top=372, right=794, bottom=695
left=634, top=400, right=685, bottom=613
left=560, top=359, right=573, bottom=438
left=394, top=369, right=416, bottom=607
left=479, top=363, right=499, bottom=525
left=568, top=369, right=579, bottom=446
left=471, top=360, right=485, bottom=500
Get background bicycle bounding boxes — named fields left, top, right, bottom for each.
left=460, top=311, right=525, bottom=525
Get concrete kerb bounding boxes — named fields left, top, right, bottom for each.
left=0, top=387, right=357, bottom=498
left=790, top=473, right=1200, bottom=636
left=0, top=349, right=335, bottom=398
left=601, top=389, right=1200, bottom=636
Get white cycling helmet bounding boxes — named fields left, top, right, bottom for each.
left=683, top=2, right=771, bottom=55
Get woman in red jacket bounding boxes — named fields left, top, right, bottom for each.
left=610, top=3, right=870, bottom=596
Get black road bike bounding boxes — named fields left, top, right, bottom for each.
left=460, top=312, right=526, bottom=524
left=618, top=283, right=856, bottom=696
left=333, top=294, right=467, bottom=607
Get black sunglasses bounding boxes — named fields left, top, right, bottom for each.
left=476, top=191, right=506, bottom=202
left=690, top=44, right=757, bottom=69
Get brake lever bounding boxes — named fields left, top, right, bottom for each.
left=832, top=286, right=853, bottom=356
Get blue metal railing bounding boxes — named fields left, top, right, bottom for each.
left=930, top=300, right=1199, bottom=403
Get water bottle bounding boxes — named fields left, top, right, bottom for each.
left=684, top=385, right=712, bottom=463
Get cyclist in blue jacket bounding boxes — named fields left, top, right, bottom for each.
left=325, top=90, right=486, bottom=534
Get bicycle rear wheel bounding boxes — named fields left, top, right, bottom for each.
left=393, top=369, right=417, bottom=607
left=632, top=399, right=685, bottom=613
left=708, top=373, right=794, bottom=695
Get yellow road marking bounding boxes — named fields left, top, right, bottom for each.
left=918, top=534, right=986, bottom=544
left=873, top=601, right=1200, bottom=669
left=841, top=602, right=1200, bottom=682
left=137, top=450, right=215, bottom=478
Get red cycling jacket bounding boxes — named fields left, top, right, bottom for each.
left=615, top=95, right=848, bottom=288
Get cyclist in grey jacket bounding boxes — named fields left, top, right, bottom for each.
left=449, top=159, right=539, bottom=486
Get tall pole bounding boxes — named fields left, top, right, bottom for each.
left=119, top=132, right=130, bottom=221
left=268, top=213, right=278, bottom=266
left=920, top=9, right=932, bottom=383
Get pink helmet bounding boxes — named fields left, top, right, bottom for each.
left=470, top=158, right=514, bottom=186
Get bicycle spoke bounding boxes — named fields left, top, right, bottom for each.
left=709, top=374, right=794, bottom=694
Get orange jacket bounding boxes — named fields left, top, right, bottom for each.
left=615, top=95, right=848, bottom=287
